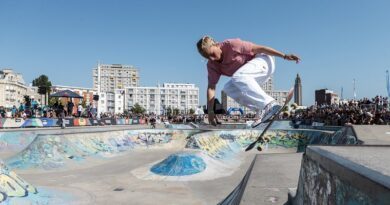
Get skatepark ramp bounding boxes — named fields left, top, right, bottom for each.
left=0, top=160, right=38, bottom=203
left=287, top=125, right=390, bottom=205
left=290, top=146, right=390, bottom=205
left=218, top=156, right=257, bottom=205
left=217, top=125, right=390, bottom=205
left=0, top=124, right=387, bottom=204
left=351, top=125, right=390, bottom=145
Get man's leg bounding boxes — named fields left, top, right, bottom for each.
left=229, top=55, right=275, bottom=111
left=229, top=54, right=280, bottom=127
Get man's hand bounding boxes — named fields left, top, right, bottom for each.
left=208, top=112, right=217, bottom=126
left=284, top=54, right=301, bottom=63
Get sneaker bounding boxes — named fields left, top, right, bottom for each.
left=251, top=110, right=263, bottom=128
left=251, top=118, right=263, bottom=128
left=260, top=101, right=282, bottom=123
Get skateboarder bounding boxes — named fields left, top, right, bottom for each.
left=196, top=36, right=300, bottom=127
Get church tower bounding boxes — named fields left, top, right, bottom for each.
left=294, top=74, right=302, bottom=105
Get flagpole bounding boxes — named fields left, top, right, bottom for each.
left=386, top=70, right=389, bottom=98
left=353, top=79, right=356, bottom=100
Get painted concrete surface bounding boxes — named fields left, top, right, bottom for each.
left=18, top=149, right=251, bottom=205
left=1, top=126, right=327, bottom=204
left=150, top=153, right=207, bottom=176
left=2, top=124, right=385, bottom=204
left=292, top=146, right=390, bottom=205
left=0, top=125, right=158, bottom=158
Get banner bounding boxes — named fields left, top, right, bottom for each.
left=40, top=118, right=58, bottom=127
left=3, top=118, right=25, bottom=128
left=73, top=118, right=90, bottom=126
left=0, top=118, right=142, bottom=129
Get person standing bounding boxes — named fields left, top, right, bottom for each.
left=67, top=100, right=74, bottom=117
left=77, top=103, right=83, bottom=117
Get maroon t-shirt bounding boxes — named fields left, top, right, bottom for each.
left=207, top=38, right=255, bottom=85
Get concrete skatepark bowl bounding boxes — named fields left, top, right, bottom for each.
left=0, top=122, right=388, bottom=204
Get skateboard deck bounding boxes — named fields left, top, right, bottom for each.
left=245, top=87, right=294, bottom=152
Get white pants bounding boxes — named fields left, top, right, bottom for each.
left=223, top=54, right=275, bottom=112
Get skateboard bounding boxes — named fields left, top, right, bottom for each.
left=245, top=87, right=294, bottom=152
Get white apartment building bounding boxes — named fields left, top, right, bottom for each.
left=92, top=64, right=139, bottom=92
left=115, top=83, right=199, bottom=115
left=92, top=64, right=140, bottom=113
left=221, top=76, right=289, bottom=114
left=269, top=90, right=290, bottom=105
left=0, top=69, right=40, bottom=108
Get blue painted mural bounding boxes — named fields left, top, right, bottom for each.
left=6, top=130, right=195, bottom=169
left=151, top=153, right=206, bottom=176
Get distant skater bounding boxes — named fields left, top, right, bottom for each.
left=196, top=36, right=300, bottom=127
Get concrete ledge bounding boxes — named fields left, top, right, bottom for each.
left=218, top=155, right=257, bottom=205
left=219, top=153, right=302, bottom=205
left=351, top=125, right=390, bottom=145
left=292, top=146, right=390, bottom=205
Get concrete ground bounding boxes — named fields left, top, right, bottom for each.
left=241, top=153, right=302, bottom=205
left=17, top=147, right=256, bottom=205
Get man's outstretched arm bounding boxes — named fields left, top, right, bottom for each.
left=252, top=44, right=300, bottom=63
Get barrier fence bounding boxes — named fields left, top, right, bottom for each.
left=0, top=118, right=147, bottom=129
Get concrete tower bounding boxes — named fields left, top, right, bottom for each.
left=294, top=73, right=302, bottom=105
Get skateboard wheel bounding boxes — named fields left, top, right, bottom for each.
left=257, top=145, right=263, bottom=151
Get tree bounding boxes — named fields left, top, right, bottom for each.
left=131, top=103, right=146, bottom=114
left=166, top=106, right=172, bottom=116
left=189, top=108, right=195, bottom=114
left=48, top=97, right=59, bottom=107
left=32, top=75, right=52, bottom=105
left=173, top=108, right=180, bottom=115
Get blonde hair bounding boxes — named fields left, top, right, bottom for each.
left=196, top=35, right=217, bottom=58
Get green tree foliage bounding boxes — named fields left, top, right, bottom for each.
left=131, top=103, right=146, bottom=114
left=48, top=97, right=59, bottom=107
left=32, top=75, right=52, bottom=106
left=173, top=108, right=179, bottom=115
left=166, top=107, right=172, bottom=116
left=32, top=75, right=52, bottom=95
left=189, top=108, right=195, bottom=114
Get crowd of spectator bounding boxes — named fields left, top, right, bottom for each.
left=0, top=98, right=100, bottom=119
left=1, top=95, right=389, bottom=127
left=289, top=96, right=389, bottom=126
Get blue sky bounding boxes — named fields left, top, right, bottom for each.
left=1, top=0, right=389, bottom=105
